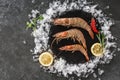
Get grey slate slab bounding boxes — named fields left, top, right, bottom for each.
left=0, top=0, right=120, bottom=80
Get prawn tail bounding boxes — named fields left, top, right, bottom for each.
left=88, top=29, right=94, bottom=39
left=83, top=43, right=87, bottom=51
left=86, top=55, right=90, bottom=61
left=79, top=45, right=89, bottom=61
left=85, top=55, right=90, bottom=61
left=83, top=51, right=89, bottom=61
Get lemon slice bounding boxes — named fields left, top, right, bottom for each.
left=91, top=43, right=104, bottom=56
left=39, top=52, right=54, bottom=66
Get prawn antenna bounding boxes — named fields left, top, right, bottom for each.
left=50, top=38, right=56, bottom=49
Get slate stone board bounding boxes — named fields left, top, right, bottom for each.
left=0, top=0, right=120, bottom=80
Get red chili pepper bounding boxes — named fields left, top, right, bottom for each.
left=90, top=18, right=99, bottom=33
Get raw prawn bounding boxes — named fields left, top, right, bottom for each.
left=59, top=44, right=89, bottom=61
left=51, top=29, right=87, bottom=50
left=53, top=17, right=94, bottom=39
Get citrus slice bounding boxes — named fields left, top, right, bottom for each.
left=91, top=43, right=104, bottom=56
left=39, top=52, right=54, bottom=66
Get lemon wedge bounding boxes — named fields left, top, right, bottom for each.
left=39, top=52, right=54, bottom=66
left=91, top=43, right=104, bottom=56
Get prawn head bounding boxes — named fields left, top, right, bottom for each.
left=50, top=31, right=68, bottom=49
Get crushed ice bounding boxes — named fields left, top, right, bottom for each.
left=28, top=0, right=117, bottom=79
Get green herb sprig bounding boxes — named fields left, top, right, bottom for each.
left=96, top=32, right=105, bottom=48
left=26, top=15, right=44, bottom=30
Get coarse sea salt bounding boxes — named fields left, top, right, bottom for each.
left=22, top=40, right=26, bottom=44
left=28, top=0, right=117, bottom=79
left=98, top=68, right=104, bottom=75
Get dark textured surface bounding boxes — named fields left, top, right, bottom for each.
left=0, top=0, right=120, bottom=80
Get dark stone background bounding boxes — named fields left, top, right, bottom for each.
left=0, top=0, right=120, bottom=80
